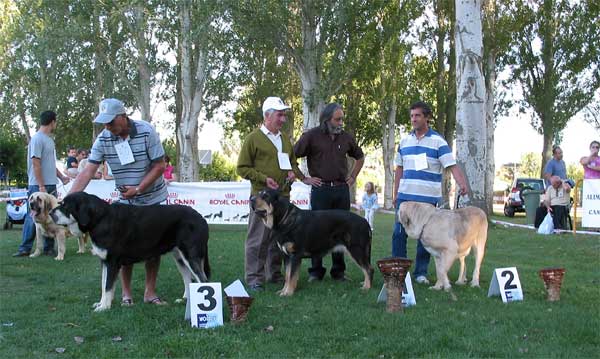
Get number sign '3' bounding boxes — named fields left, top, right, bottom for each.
left=488, top=267, right=524, bottom=303
left=189, top=283, right=223, bottom=328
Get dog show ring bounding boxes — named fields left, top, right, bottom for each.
left=538, top=267, right=566, bottom=302
left=377, top=257, right=412, bottom=313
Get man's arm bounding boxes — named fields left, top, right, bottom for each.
left=32, top=157, right=46, bottom=192
left=121, top=158, right=166, bottom=199
left=56, top=168, right=69, bottom=184
left=346, top=157, right=365, bottom=186
left=392, top=166, right=403, bottom=204
left=449, top=165, right=469, bottom=196
left=70, top=162, right=100, bottom=193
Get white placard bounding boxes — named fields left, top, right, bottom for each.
left=582, top=179, right=600, bottom=228
left=413, top=153, right=428, bottom=171
left=277, top=152, right=292, bottom=170
left=114, top=141, right=135, bottom=165
left=488, top=267, right=523, bottom=303
left=189, top=283, right=223, bottom=329
left=224, top=279, right=249, bottom=297
left=376, top=272, right=417, bottom=307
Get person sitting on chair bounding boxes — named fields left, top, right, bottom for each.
left=534, top=176, right=571, bottom=230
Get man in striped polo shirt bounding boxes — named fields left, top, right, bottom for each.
left=392, top=101, right=468, bottom=284
left=70, top=98, right=168, bottom=306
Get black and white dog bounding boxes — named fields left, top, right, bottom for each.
left=51, top=192, right=210, bottom=312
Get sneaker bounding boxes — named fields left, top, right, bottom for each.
left=12, top=251, right=30, bottom=257
left=415, top=276, right=430, bottom=284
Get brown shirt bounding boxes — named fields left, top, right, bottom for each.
left=294, top=126, right=364, bottom=182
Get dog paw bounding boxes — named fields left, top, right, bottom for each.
left=29, top=251, right=41, bottom=258
left=278, top=290, right=294, bottom=297
left=54, top=256, right=64, bottom=261
left=429, top=285, right=443, bottom=291
left=455, top=280, right=467, bottom=285
left=470, top=281, right=480, bottom=288
left=93, top=305, right=110, bottom=312
left=77, top=250, right=85, bottom=254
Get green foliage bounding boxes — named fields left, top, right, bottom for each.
left=520, top=152, right=542, bottom=178
left=0, top=127, right=27, bottom=186
left=197, top=152, right=238, bottom=182
left=161, top=137, right=177, bottom=163
left=0, top=207, right=599, bottom=357
left=567, top=162, right=583, bottom=185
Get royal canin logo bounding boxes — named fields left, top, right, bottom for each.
left=225, top=193, right=235, bottom=199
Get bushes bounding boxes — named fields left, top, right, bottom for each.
left=198, top=152, right=239, bottom=181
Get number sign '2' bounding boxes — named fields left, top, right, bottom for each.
left=487, top=267, right=523, bottom=303
left=189, top=283, right=223, bottom=328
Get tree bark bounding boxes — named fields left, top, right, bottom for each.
left=483, top=0, right=497, bottom=214
left=382, top=101, right=397, bottom=209
left=455, top=0, right=487, bottom=212
left=131, top=5, right=152, bottom=122
left=177, top=1, right=207, bottom=182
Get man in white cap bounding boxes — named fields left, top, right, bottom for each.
left=70, top=98, right=168, bottom=306
left=237, top=97, right=304, bottom=291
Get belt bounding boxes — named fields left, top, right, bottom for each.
left=321, top=180, right=347, bottom=187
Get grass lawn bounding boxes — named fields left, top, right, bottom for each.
left=0, top=204, right=599, bottom=358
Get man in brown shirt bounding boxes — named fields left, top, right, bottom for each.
left=294, top=102, right=365, bottom=282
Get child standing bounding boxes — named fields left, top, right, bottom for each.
left=362, top=182, right=378, bottom=230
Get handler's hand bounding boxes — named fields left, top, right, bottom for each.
left=120, top=186, right=138, bottom=199
left=458, top=185, right=468, bottom=196
left=345, top=176, right=356, bottom=186
left=302, top=176, right=321, bottom=187
left=286, top=171, right=296, bottom=182
left=266, top=177, right=279, bottom=190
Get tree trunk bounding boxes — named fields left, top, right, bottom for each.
left=382, top=101, right=397, bottom=210
left=483, top=0, right=497, bottom=214
left=455, top=0, right=487, bottom=211
left=132, top=5, right=152, bottom=122
left=177, top=1, right=207, bottom=182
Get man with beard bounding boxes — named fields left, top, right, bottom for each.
left=294, top=102, right=365, bottom=282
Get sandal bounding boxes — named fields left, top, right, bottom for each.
left=144, top=297, right=168, bottom=306
left=121, top=298, right=134, bottom=307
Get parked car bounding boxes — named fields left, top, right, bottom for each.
left=503, top=178, right=545, bottom=217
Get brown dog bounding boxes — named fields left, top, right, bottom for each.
left=398, top=201, right=488, bottom=291
left=28, top=192, right=88, bottom=260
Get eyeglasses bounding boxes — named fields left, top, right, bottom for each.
left=592, top=145, right=599, bottom=149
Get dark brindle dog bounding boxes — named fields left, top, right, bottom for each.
left=251, top=189, right=373, bottom=296
left=50, top=192, right=210, bottom=312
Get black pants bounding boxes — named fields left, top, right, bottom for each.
left=534, top=205, right=569, bottom=230
left=308, top=184, right=350, bottom=280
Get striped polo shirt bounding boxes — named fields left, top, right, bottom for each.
left=88, top=119, right=167, bottom=205
left=395, top=128, right=456, bottom=205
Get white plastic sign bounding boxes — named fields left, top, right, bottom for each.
left=377, top=272, right=417, bottom=307
left=488, top=267, right=523, bottom=303
left=189, top=283, right=223, bottom=328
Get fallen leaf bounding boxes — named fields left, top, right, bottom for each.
left=74, top=336, right=84, bottom=344
left=112, top=336, right=123, bottom=342
left=263, top=325, right=274, bottom=332
left=2, top=322, right=14, bottom=327
left=55, top=348, right=66, bottom=353
left=48, top=306, right=57, bottom=312
left=64, top=323, right=80, bottom=327
left=518, top=348, right=529, bottom=353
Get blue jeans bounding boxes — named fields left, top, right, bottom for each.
left=392, top=199, right=431, bottom=278
left=18, top=185, right=56, bottom=253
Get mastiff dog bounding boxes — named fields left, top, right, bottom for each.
left=251, top=189, right=373, bottom=296
left=28, top=192, right=89, bottom=260
left=50, top=192, right=210, bottom=312
left=398, top=201, right=488, bottom=291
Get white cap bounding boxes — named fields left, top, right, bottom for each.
left=262, top=97, right=290, bottom=115
left=94, top=98, right=127, bottom=124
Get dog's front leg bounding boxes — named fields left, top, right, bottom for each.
left=431, top=254, right=453, bottom=291
left=279, top=256, right=301, bottom=297
left=29, top=224, right=44, bottom=258
left=277, top=256, right=291, bottom=295
left=55, top=233, right=66, bottom=260
left=93, top=261, right=119, bottom=312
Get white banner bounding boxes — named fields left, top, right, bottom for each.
left=57, top=180, right=311, bottom=225
left=582, top=179, right=600, bottom=228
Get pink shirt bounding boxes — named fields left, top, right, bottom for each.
left=584, top=157, right=600, bottom=179
left=164, top=164, right=174, bottom=180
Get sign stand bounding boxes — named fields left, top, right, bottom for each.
left=488, top=267, right=524, bottom=303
